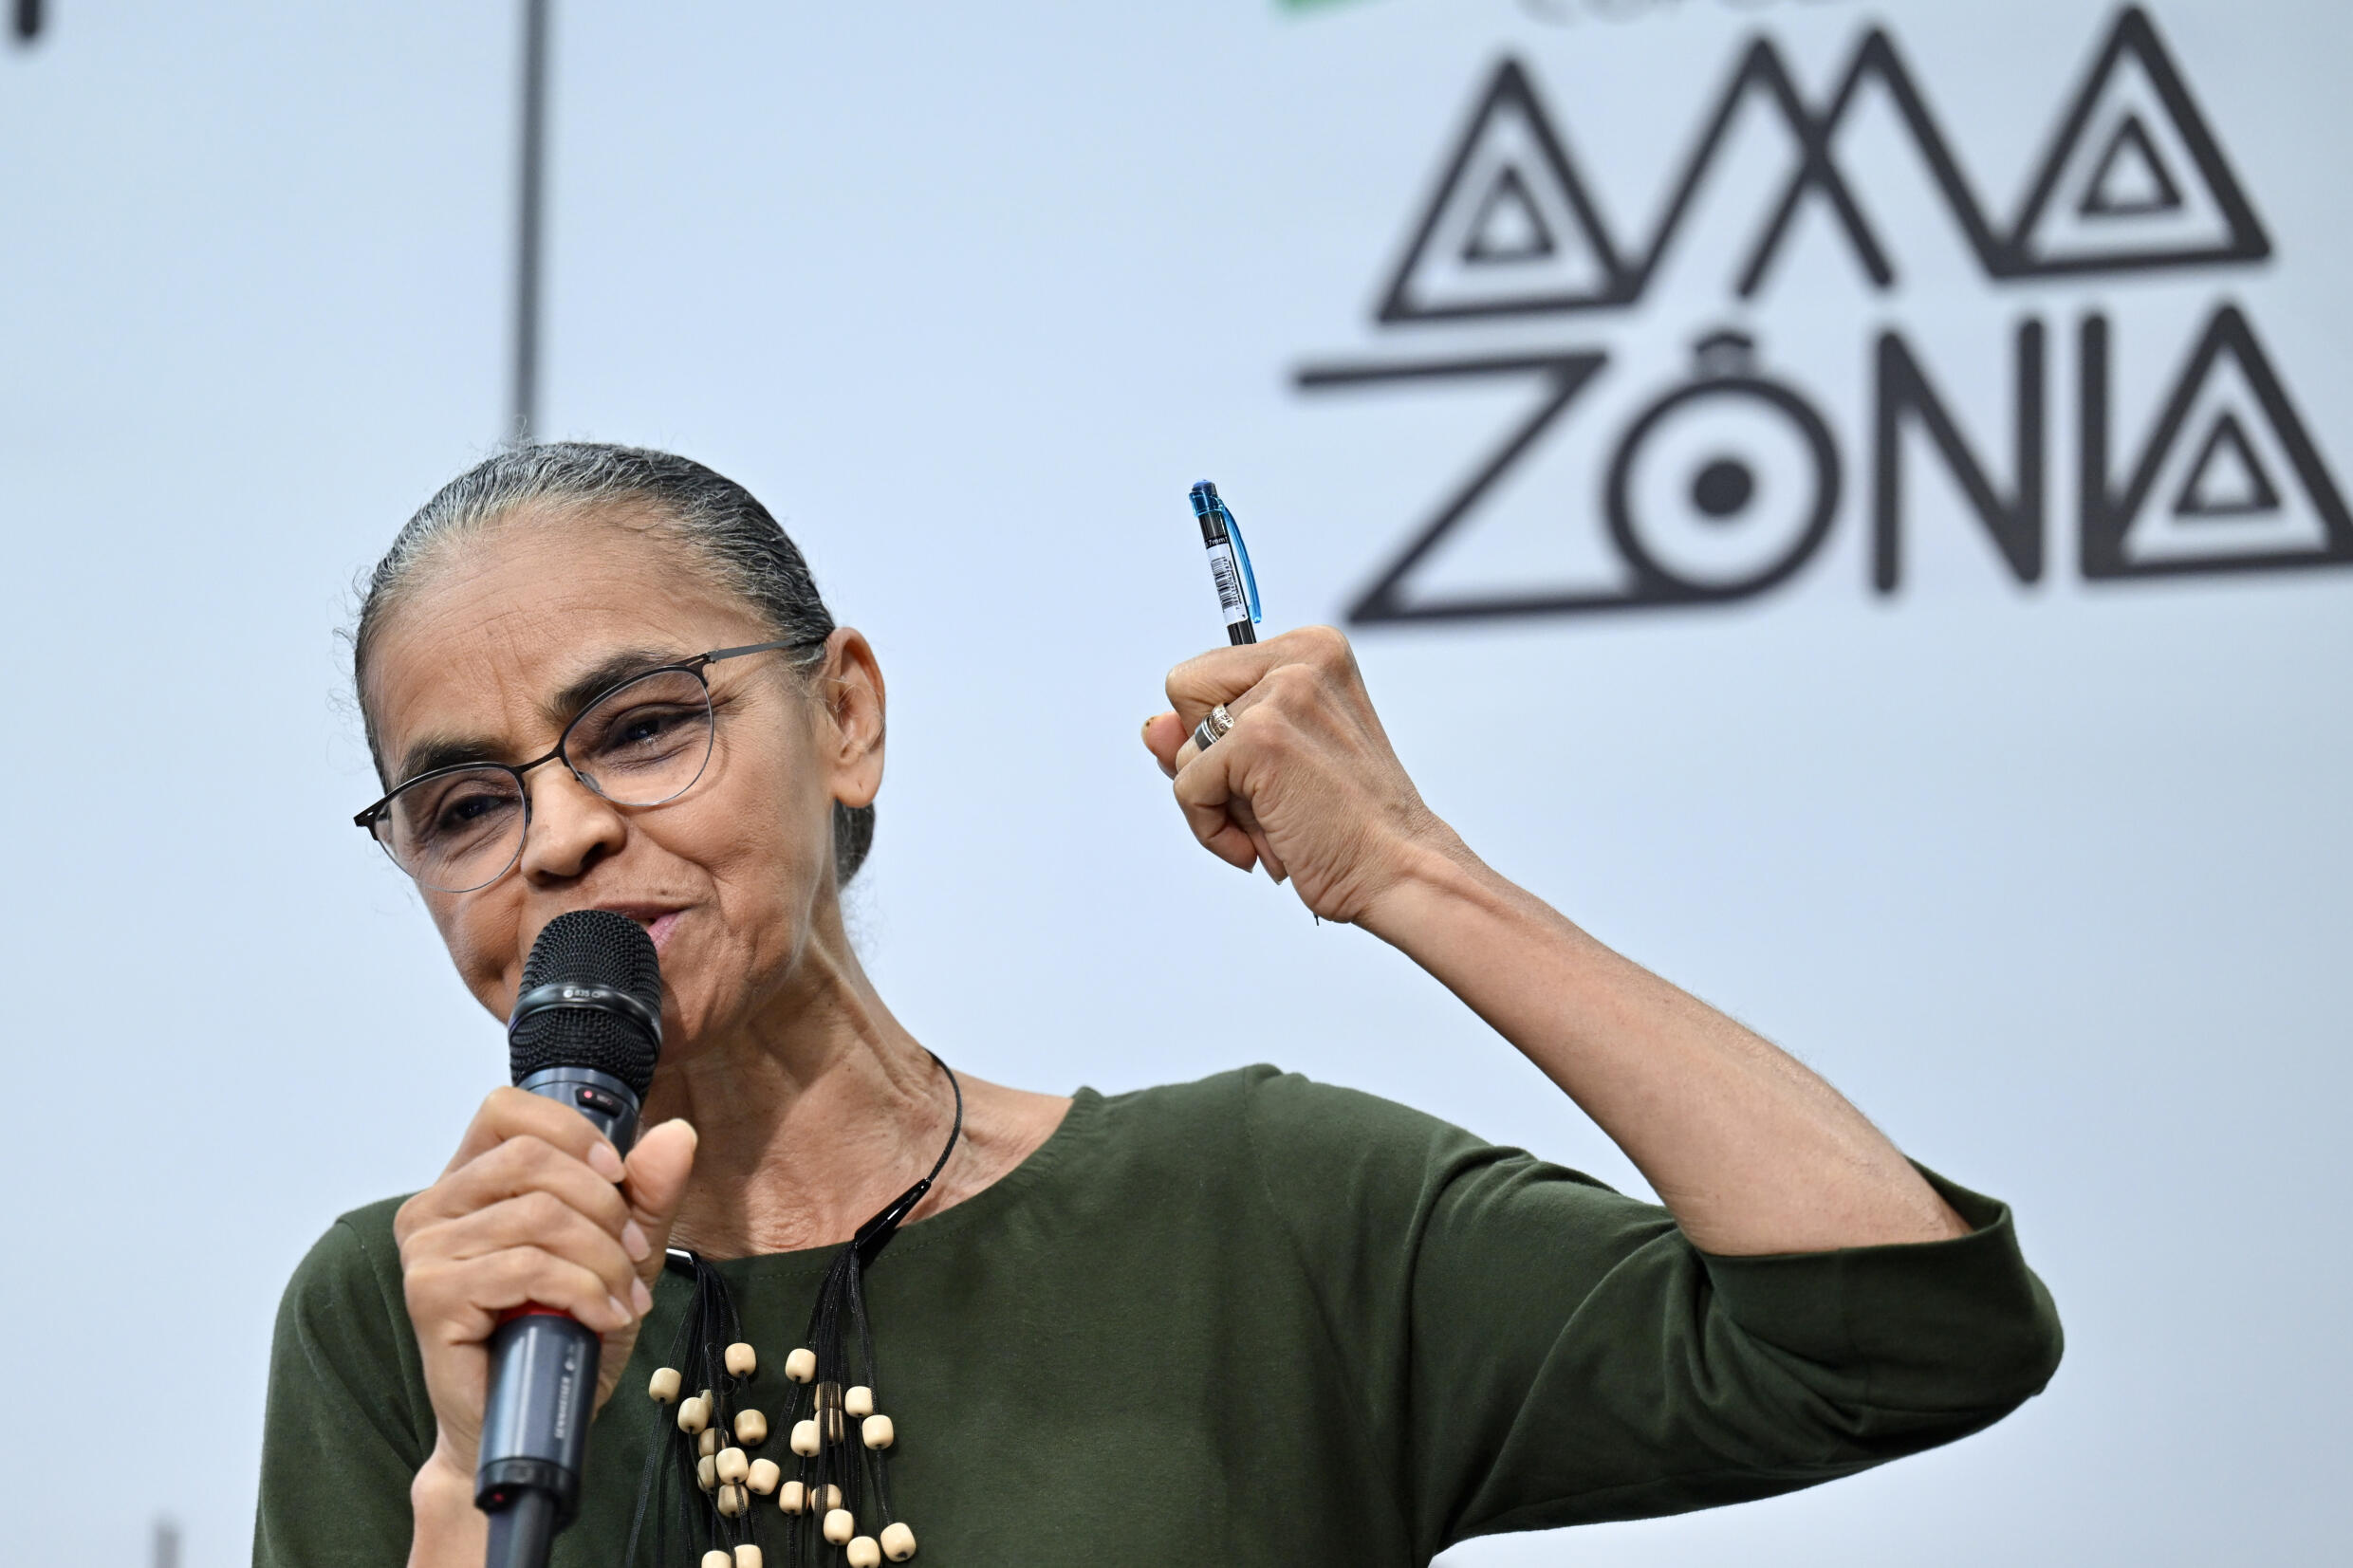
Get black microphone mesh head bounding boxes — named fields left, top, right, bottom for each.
left=509, top=910, right=663, bottom=1097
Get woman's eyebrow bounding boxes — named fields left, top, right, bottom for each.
left=541, top=646, right=692, bottom=725
left=395, top=732, right=510, bottom=784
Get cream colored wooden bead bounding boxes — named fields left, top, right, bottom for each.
left=733, top=1547, right=763, bottom=1568
left=777, top=1479, right=806, bottom=1515
left=648, top=1366, right=682, bottom=1404
left=698, top=1428, right=720, bottom=1458
left=724, top=1340, right=757, bottom=1377
left=695, top=1454, right=716, bottom=1493
left=784, top=1347, right=817, bottom=1383
left=676, top=1394, right=710, bottom=1434
left=715, top=1447, right=749, bottom=1485
left=845, top=1537, right=882, bottom=1568
left=818, top=1408, right=845, bottom=1443
left=823, top=1507, right=857, bottom=1545
left=843, top=1385, right=875, bottom=1418
left=879, top=1522, right=917, bottom=1562
left=717, top=1483, right=748, bottom=1518
left=862, top=1413, right=895, bottom=1450
left=822, top=1484, right=843, bottom=1510
left=733, top=1408, right=769, bottom=1446
left=702, top=1551, right=731, bottom=1568
left=789, top=1418, right=821, bottom=1457
left=746, top=1457, right=781, bottom=1495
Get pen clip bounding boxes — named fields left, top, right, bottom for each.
left=1222, top=499, right=1263, bottom=627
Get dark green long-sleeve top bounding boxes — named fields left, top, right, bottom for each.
left=255, top=1067, right=2062, bottom=1565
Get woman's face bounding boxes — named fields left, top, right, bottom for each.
left=361, top=508, right=882, bottom=1054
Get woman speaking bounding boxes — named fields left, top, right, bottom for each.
left=256, top=443, right=2060, bottom=1567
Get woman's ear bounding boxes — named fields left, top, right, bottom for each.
left=818, top=627, right=886, bottom=810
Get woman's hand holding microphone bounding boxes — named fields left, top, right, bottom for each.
left=392, top=1088, right=697, bottom=1564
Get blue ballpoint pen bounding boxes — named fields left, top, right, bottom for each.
left=1190, top=481, right=1261, bottom=647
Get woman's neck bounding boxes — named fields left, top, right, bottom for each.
left=641, top=912, right=1069, bottom=1261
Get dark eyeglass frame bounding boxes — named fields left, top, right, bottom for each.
left=352, top=638, right=823, bottom=888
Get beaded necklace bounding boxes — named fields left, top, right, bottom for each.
left=626, top=1054, right=963, bottom=1568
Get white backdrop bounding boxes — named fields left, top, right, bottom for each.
left=3, top=2, right=2348, bottom=1563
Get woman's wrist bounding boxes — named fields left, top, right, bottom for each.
left=1355, top=820, right=1507, bottom=950
left=408, top=1444, right=486, bottom=1568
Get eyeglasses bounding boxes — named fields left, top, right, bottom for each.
left=354, top=639, right=820, bottom=894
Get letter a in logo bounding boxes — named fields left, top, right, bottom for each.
left=1377, top=59, right=1635, bottom=322
left=2004, top=8, right=2269, bottom=275
left=2080, top=305, right=2353, bottom=579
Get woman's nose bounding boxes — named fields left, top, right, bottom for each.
left=517, top=766, right=628, bottom=883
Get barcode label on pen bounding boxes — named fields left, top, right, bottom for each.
left=1208, top=544, right=1249, bottom=623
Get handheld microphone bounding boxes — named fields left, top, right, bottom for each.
left=476, top=909, right=663, bottom=1568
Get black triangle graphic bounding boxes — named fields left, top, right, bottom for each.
left=2001, top=7, right=2270, bottom=276
left=2173, top=411, right=2282, bottom=517
left=1461, top=165, right=1557, bottom=265
left=2080, top=114, right=2183, bottom=218
left=2082, top=304, right=2353, bottom=580
left=1377, top=58, right=1632, bottom=323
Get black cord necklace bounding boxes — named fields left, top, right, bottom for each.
left=625, top=1053, right=963, bottom=1568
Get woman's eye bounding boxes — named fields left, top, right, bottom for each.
left=435, top=789, right=516, bottom=835
left=595, top=705, right=702, bottom=756
left=619, top=711, right=673, bottom=745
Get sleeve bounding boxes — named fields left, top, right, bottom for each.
left=252, top=1205, right=437, bottom=1568
left=1239, top=1070, right=2063, bottom=1559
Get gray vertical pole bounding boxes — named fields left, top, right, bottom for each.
left=153, top=1518, right=181, bottom=1568
left=511, top=0, right=551, bottom=443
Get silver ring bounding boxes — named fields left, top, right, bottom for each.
left=1190, top=702, right=1235, bottom=752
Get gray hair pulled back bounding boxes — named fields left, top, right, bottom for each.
left=353, top=442, right=875, bottom=886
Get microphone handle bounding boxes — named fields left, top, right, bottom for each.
left=483, top=1473, right=558, bottom=1568
left=515, top=1063, right=645, bottom=1155
left=476, top=1066, right=645, bottom=1568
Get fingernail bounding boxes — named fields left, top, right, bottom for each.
left=606, top=1293, right=635, bottom=1327
left=631, top=1277, right=655, bottom=1316
left=622, top=1220, right=651, bottom=1261
left=588, top=1141, right=625, bottom=1181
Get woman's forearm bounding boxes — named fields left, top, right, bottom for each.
left=1147, top=627, right=1970, bottom=1255
left=1362, top=831, right=1969, bottom=1256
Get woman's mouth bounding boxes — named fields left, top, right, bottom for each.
left=593, top=905, right=686, bottom=953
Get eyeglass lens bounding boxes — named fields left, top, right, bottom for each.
left=371, top=667, right=718, bottom=892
